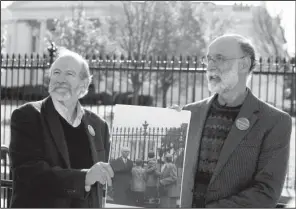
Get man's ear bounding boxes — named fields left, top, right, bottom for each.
left=240, top=57, right=251, bottom=73
left=80, top=79, right=89, bottom=90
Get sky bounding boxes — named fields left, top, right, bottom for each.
left=1, top=1, right=295, bottom=55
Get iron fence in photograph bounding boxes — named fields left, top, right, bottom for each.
left=110, top=122, right=187, bottom=171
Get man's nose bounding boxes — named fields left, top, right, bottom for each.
left=206, top=64, right=217, bottom=72
left=55, top=73, right=67, bottom=82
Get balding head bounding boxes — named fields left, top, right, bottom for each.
left=49, top=48, right=92, bottom=99
left=209, top=34, right=256, bottom=72
left=205, top=34, right=255, bottom=94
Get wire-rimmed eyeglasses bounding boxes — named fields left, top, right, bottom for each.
left=202, top=55, right=246, bottom=65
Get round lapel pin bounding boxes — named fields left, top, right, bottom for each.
left=236, top=117, right=250, bottom=131
left=88, top=125, right=95, bottom=137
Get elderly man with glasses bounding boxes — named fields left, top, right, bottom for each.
left=9, top=49, right=114, bottom=208
left=175, top=34, right=292, bottom=208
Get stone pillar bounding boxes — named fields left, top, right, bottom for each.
left=9, top=20, right=18, bottom=53
left=38, top=19, right=47, bottom=54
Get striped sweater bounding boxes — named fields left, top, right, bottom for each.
left=192, top=97, right=242, bottom=208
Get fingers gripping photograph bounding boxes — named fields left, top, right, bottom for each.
left=105, top=105, right=191, bottom=208
left=1, top=1, right=295, bottom=208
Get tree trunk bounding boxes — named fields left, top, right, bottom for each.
left=162, top=85, right=169, bottom=108
left=132, top=89, right=139, bottom=106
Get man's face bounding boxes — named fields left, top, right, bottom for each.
left=206, top=38, right=245, bottom=94
left=48, top=56, right=86, bottom=103
left=121, top=151, right=130, bottom=158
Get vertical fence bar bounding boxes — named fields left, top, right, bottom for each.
left=170, top=56, right=175, bottom=106
left=178, top=56, right=182, bottom=106
left=148, top=56, right=152, bottom=105
left=132, top=127, right=136, bottom=162
left=185, top=56, right=190, bottom=104
left=42, top=54, right=48, bottom=104
left=185, top=56, right=189, bottom=104
left=266, top=57, right=270, bottom=103
left=96, top=55, right=102, bottom=108
left=155, top=56, right=160, bottom=107
left=201, top=59, right=205, bottom=100
left=36, top=54, right=41, bottom=101
left=103, top=55, right=108, bottom=119
left=8, top=54, right=16, bottom=146
left=162, top=55, right=167, bottom=108
left=29, top=54, right=34, bottom=101
left=16, top=55, right=21, bottom=107
left=2, top=55, right=9, bottom=145
left=192, top=56, right=197, bottom=103
left=125, top=55, right=130, bottom=104
left=141, top=55, right=145, bottom=106
left=118, top=55, right=123, bottom=106
left=23, top=54, right=28, bottom=102
left=258, top=57, right=262, bottom=99
left=282, top=59, right=286, bottom=111
left=110, top=55, right=116, bottom=129
left=274, top=58, right=279, bottom=107
left=9, top=54, right=15, bottom=122
left=291, top=61, right=295, bottom=115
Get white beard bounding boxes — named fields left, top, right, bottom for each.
left=207, top=67, right=239, bottom=94
left=51, top=90, right=72, bottom=102
left=48, top=85, right=72, bottom=102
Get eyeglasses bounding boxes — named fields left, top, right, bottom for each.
left=203, top=55, right=246, bottom=65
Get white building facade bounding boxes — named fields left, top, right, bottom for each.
left=1, top=1, right=123, bottom=55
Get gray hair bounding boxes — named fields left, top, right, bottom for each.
left=49, top=48, right=93, bottom=98
left=217, top=34, right=257, bottom=72
left=121, top=146, right=130, bottom=152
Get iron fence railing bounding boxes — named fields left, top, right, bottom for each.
left=1, top=46, right=295, bottom=207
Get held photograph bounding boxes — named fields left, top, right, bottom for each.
left=105, top=105, right=191, bottom=208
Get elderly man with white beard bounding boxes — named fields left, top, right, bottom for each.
left=176, top=34, right=292, bottom=208
left=9, top=49, right=114, bottom=208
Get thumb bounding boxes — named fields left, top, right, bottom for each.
left=168, top=104, right=182, bottom=112
left=85, top=185, right=91, bottom=192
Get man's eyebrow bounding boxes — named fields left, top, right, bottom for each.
left=206, top=53, right=224, bottom=57
left=66, top=69, right=77, bottom=74
left=52, top=68, right=61, bottom=71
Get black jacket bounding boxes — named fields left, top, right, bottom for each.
left=9, top=96, right=110, bottom=208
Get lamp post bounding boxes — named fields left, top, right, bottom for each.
left=142, top=121, right=149, bottom=162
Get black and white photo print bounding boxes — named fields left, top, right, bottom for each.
left=105, top=105, right=191, bottom=208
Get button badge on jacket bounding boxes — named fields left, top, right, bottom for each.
left=236, top=117, right=250, bottom=131
left=88, top=125, right=95, bottom=136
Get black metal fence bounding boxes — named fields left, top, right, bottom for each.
left=110, top=122, right=187, bottom=170
left=1, top=146, right=12, bottom=208
left=1, top=47, right=295, bottom=207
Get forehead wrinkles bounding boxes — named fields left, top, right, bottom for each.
left=51, top=55, right=82, bottom=72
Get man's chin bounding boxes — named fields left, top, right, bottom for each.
left=208, top=84, right=223, bottom=94
left=50, top=92, right=71, bottom=102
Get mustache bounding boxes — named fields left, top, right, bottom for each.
left=206, top=71, right=220, bottom=77
left=48, top=82, right=71, bottom=91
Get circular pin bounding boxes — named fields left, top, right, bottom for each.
left=88, top=125, right=95, bottom=136
left=236, top=117, right=250, bottom=131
